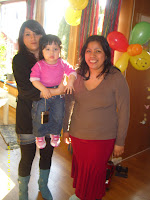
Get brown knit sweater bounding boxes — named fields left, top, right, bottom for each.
left=63, top=67, right=130, bottom=146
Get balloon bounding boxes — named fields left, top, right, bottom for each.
left=69, top=0, right=88, bottom=10
left=65, top=7, right=82, bottom=26
left=129, top=22, right=150, bottom=45
left=130, top=50, right=150, bottom=70
left=115, top=52, right=130, bottom=72
left=127, top=44, right=143, bottom=56
left=107, top=31, right=129, bottom=52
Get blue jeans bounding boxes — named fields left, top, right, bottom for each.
left=17, top=133, right=51, bottom=145
left=32, top=95, right=65, bottom=137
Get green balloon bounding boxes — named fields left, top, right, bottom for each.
left=129, top=21, right=150, bottom=45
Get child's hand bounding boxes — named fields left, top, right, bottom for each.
left=58, top=77, right=66, bottom=95
left=42, top=88, right=52, bottom=99
left=64, top=83, right=75, bottom=94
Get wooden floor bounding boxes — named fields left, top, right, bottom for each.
left=0, top=106, right=150, bottom=200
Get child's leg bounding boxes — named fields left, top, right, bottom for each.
left=32, top=99, right=47, bottom=149
left=49, top=95, right=65, bottom=147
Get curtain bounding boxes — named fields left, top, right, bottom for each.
left=102, top=0, right=122, bottom=62
left=26, top=0, right=36, bottom=20
left=79, top=0, right=99, bottom=55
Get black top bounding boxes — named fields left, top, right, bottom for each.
left=12, top=53, right=40, bottom=134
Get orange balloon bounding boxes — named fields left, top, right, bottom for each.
left=127, top=44, right=143, bottom=56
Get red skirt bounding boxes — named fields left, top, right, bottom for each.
left=70, top=136, right=115, bottom=200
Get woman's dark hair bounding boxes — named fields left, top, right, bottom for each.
left=18, top=19, right=45, bottom=54
left=39, top=34, right=62, bottom=60
left=78, top=35, right=113, bottom=80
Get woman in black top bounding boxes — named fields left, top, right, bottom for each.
left=12, top=19, right=65, bottom=200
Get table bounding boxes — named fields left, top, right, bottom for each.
left=0, top=87, right=9, bottom=125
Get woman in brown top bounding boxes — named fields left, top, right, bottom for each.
left=63, top=35, right=130, bottom=200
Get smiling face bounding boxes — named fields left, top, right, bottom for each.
left=130, top=50, right=150, bottom=70
left=85, top=41, right=106, bottom=73
left=23, top=28, right=42, bottom=54
left=42, top=42, right=60, bottom=64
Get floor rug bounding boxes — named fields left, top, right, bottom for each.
left=0, top=124, right=19, bottom=150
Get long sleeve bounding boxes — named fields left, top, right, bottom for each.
left=30, top=62, right=41, bottom=82
left=12, top=54, right=40, bottom=101
left=115, top=72, right=130, bottom=146
left=61, top=59, right=77, bottom=78
left=63, top=93, right=75, bottom=132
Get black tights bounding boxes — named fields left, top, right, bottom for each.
left=19, top=137, right=54, bottom=177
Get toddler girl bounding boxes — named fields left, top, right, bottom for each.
left=30, top=34, right=76, bottom=149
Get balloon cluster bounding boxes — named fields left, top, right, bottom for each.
left=65, top=0, right=89, bottom=26
left=107, top=21, right=150, bottom=72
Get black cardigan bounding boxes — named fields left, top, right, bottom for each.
left=12, top=53, right=40, bottom=134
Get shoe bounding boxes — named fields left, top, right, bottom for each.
left=18, top=175, right=30, bottom=200
left=50, top=135, right=60, bottom=147
left=36, top=137, right=46, bottom=149
left=38, top=169, right=53, bottom=200
left=69, top=194, right=80, bottom=200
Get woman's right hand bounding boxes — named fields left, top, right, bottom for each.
left=63, top=132, right=71, bottom=144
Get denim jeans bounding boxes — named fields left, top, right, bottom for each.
left=32, top=95, right=65, bottom=137
left=17, top=133, right=51, bottom=145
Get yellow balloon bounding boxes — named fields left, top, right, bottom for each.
left=115, top=52, right=130, bottom=72
left=65, top=7, right=82, bottom=26
left=130, top=50, right=150, bottom=70
left=69, top=0, right=89, bottom=10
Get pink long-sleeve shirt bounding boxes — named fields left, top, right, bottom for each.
left=30, top=58, right=76, bottom=87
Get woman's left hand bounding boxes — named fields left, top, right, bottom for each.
left=63, top=132, right=71, bottom=144
left=113, top=145, right=124, bottom=157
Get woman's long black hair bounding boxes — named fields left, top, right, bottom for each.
left=18, top=19, right=45, bottom=63
left=78, top=35, right=113, bottom=80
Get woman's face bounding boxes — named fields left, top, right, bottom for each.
left=85, top=41, right=106, bottom=72
left=23, top=28, right=42, bottom=53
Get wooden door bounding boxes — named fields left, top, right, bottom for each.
left=124, top=0, right=150, bottom=158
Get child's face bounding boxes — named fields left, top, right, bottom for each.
left=42, top=42, right=60, bottom=64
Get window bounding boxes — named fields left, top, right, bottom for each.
left=0, top=0, right=107, bottom=79
left=98, top=0, right=107, bottom=35
left=0, top=1, right=26, bottom=79
left=44, top=0, right=70, bottom=59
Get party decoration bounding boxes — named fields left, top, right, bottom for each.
left=107, top=23, right=150, bottom=71
left=107, top=31, right=129, bottom=52
left=140, top=113, right=147, bottom=125
left=65, top=7, right=82, bottom=26
left=130, top=50, right=150, bottom=71
left=140, top=120, right=146, bottom=125
left=127, top=44, right=143, bottom=56
left=129, top=21, right=150, bottom=45
left=69, top=0, right=89, bottom=10
left=115, top=52, right=130, bottom=72
left=144, top=105, right=150, bottom=109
